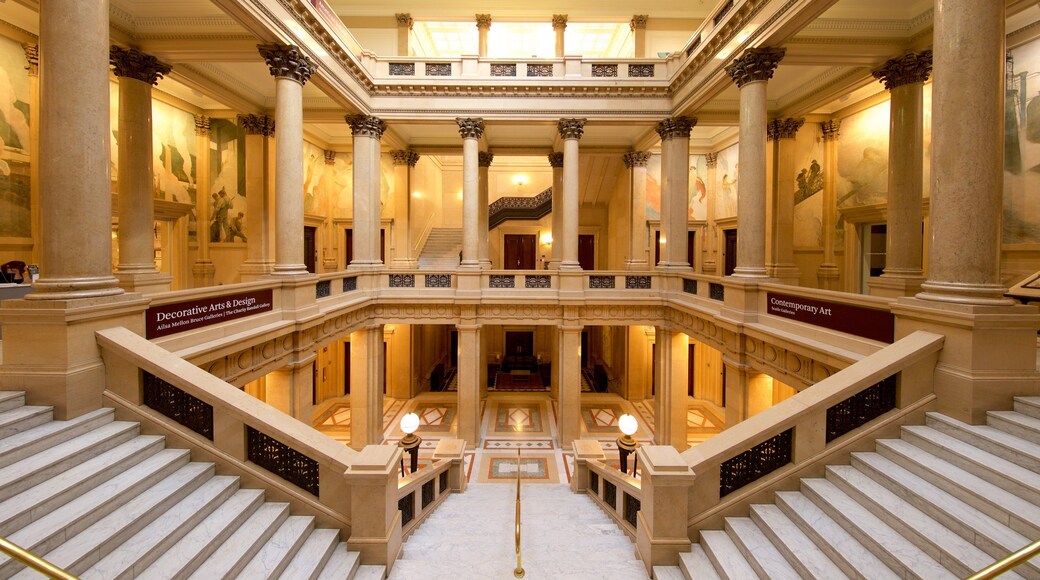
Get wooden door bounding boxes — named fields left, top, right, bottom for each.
left=344, top=229, right=353, bottom=267
left=450, top=330, right=459, bottom=367
left=578, top=234, right=595, bottom=270
left=304, top=226, right=317, bottom=273
left=651, top=343, right=656, bottom=396
left=580, top=330, right=589, bottom=368
left=687, top=231, right=696, bottom=268
left=503, top=234, right=536, bottom=269
left=654, top=230, right=661, bottom=266
left=723, top=229, right=737, bottom=276
left=505, top=331, right=534, bottom=357
left=343, top=342, right=351, bottom=395
left=380, top=229, right=386, bottom=263
left=688, top=343, right=696, bottom=397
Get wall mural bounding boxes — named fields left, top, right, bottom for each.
left=209, top=118, right=245, bottom=243
left=793, top=124, right=825, bottom=248
left=645, top=153, right=708, bottom=221
left=714, top=143, right=738, bottom=219
left=1006, top=40, right=1040, bottom=244
left=0, top=37, right=30, bottom=239
left=836, top=100, right=889, bottom=209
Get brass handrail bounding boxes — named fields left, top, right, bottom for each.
left=967, top=538, right=1040, bottom=580
left=514, top=447, right=524, bottom=578
left=0, top=536, right=77, bottom=579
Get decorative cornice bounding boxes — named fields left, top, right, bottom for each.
left=346, top=114, right=387, bottom=138
left=238, top=114, right=275, bottom=136
left=725, top=47, right=785, bottom=88
left=258, top=44, right=315, bottom=85
left=478, top=151, right=494, bottom=167
left=552, top=15, right=568, bottom=30
left=656, top=116, right=696, bottom=140
left=475, top=14, right=492, bottom=29
left=456, top=117, right=485, bottom=139
left=623, top=151, right=651, bottom=168
left=548, top=152, right=564, bottom=168
left=194, top=115, right=210, bottom=136
left=766, top=117, right=804, bottom=140
left=630, top=15, right=649, bottom=31
left=558, top=118, right=586, bottom=140
left=22, top=44, right=38, bottom=77
left=872, top=50, right=933, bottom=90
left=391, top=150, right=420, bottom=167
left=705, top=152, right=719, bottom=168
left=395, top=13, right=414, bottom=29
left=109, top=46, right=172, bottom=85
left=324, top=150, right=337, bottom=165
left=820, top=120, right=841, bottom=141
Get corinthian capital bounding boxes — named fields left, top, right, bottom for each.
left=456, top=117, right=485, bottom=139
left=396, top=13, right=414, bottom=29
left=324, top=150, right=337, bottom=165
left=623, top=151, right=651, bottom=168
left=391, top=150, right=420, bottom=167
left=872, top=50, right=933, bottom=91
left=194, top=115, right=210, bottom=137
left=705, top=152, right=718, bottom=168
left=547, top=152, right=564, bottom=168
left=558, top=118, right=586, bottom=140
left=23, top=44, right=38, bottom=77
left=766, top=117, right=804, bottom=141
left=725, top=47, right=785, bottom=88
left=238, top=114, right=275, bottom=136
left=630, top=15, right=648, bottom=31
left=258, top=44, right=315, bottom=85
left=346, top=115, right=387, bottom=138
left=820, top=120, right=841, bottom=142
left=655, top=116, right=696, bottom=140
left=475, top=14, right=492, bottom=29
left=552, top=15, right=568, bottom=30
left=478, top=151, right=494, bottom=167
left=110, top=46, right=172, bottom=85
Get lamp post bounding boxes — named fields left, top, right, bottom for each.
left=617, top=414, right=640, bottom=477
left=399, top=412, right=422, bottom=476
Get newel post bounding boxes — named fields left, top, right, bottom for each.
left=433, top=438, right=467, bottom=493
left=345, top=445, right=403, bottom=569
left=635, top=445, right=695, bottom=574
left=571, top=439, right=605, bottom=493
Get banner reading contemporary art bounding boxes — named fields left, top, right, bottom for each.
left=765, top=292, right=894, bottom=343
left=146, top=289, right=274, bottom=339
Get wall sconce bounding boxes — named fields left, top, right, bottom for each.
left=540, top=232, right=553, bottom=246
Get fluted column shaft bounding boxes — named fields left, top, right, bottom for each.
left=656, top=117, right=695, bottom=269
left=548, top=153, right=564, bottom=269
left=478, top=152, right=493, bottom=269
left=625, top=152, right=651, bottom=270
left=457, top=118, right=484, bottom=268
left=347, top=115, right=387, bottom=269
left=32, top=0, right=121, bottom=299
left=559, top=118, right=586, bottom=270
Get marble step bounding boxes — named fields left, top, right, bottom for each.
left=0, top=405, right=52, bottom=439
left=876, top=437, right=1040, bottom=538
left=0, top=408, right=116, bottom=470
left=824, top=464, right=1011, bottom=578
left=0, top=435, right=166, bottom=536
left=0, top=391, right=24, bottom=413
left=800, top=477, right=957, bottom=579
left=1014, top=397, right=1040, bottom=421
left=79, top=475, right=240, bottom=580
left=724, top=517, right=801, bottom=580
left=280, top=528, right=341, bottom=580
left=748, top=503, right=849, bottom=580
left=0, top=420, right=139, bottom=501
left=926, top=412, right=1040, bottom=472
left=10, top=462, right=214, bottom=578
left=901, top=425, right=1040, bottom=505
left=0, top=447, right=190, bottom=578
left=186, top=502, right=289, bottom=580
left=677, top=545, right=720, bottom=580
left=775, top=490, right=899, bottom=580
left=237, top=515, right=315, bottom=579
left=652, top=565, right=685, bottom=580
left=851, top=450, right=1040, bottom=572
left=353, top=564, right=386, bottom=580
left=137, top=488, right=265, bottom=580
left=699, top=529, right=758, bottom=580
left=315, top=543, right=360, bottom=580
left=988, top=410, right=1040, bottom=442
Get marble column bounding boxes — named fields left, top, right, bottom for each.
left=725, top=47, right=785, bottom=278
left=817, top=121, right=841, bottom=289
left=704, top=152, right=719, bottom=274
left=654, top=327, right=689, bottom=452
left=457, top=118, right=484, bottom=269
left=346, top=115, right=387, bottom=269
left=722, top=355, right=749, bottom=428
left=259, top=45, right=314, bottom=277
left=558, top=118, right=586, bottom=270
left=24, top=44, right=41, bottom=268
left=548, top=152, right=564, bottom=269
left=766, top=117, right=803, bottom=285
left=350, top=324, right=385, bottom=450
left=265, top=355, right=315, bottom=422
left=631, top=15, right=648, bottom=59
left=871, top=51, right=932, bottom=297
left=238, top=114, right=275, bottom=281
left=656, top=116, right=695, bottom=270
left=624, top=151, right=651, bottom=270
left=110, top=47, right=172, bottom=294
left=557, top=324, right=583, bottom=448
left=192, top=115, right=215, bottom=287
left=390, top=150, right=420, bottom=269
left=553, top=15, right=567, bottom=58
left=457, top=323, right=483, bottom=446
left=322, top=150, right=339, bottom=271
left=478, top=151, right=494, bottom=269
left=395, top=13, right=412, bottom=56
left=476, top=15, right=491, bottom=58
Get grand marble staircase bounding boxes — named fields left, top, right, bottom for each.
left=390, top=482, right=647, bottom=579
left=417, top=228, right=462, bottom=269
left=654, top=398, right=1040, bottom=580
left=0, top=391, right=383, bottom=580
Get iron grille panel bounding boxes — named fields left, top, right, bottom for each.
left=525, top=275, right=551, bottom=288
left=389, top=63, right=415, bottom=75
left=603, top=480, right=617, bottom=509
left=589, top=275, right=615, bottom=289
left=624, top=492, right=640, bottom=528
left=439, top=470, right=449, bottom=493
left=390, top=274, right=415, bottom=287
left=399, top=492, right=415, bottom=525
left=720, top=428, right=793, bottom=497
left=426, top=63, right=451, bottom=76
left=628, top=64, right=655, bottom=78
left=422, top=479, right=435, bottom=509
left=710, top=282, right=725, bottom=301
left=527, top=64, right=553, bottom=77
left=489, top=275, right=515, bottom=288
left=425, top=274, right=451, bottom=288
left=625, top=275, right=651, bottom=289
left=316, top=280, right=331, bottom=298
left=826, top=375, right=897, bottom=443
left=491, top=64, right=517, bottom=76
left=683, top=279, right=698, bottom=294
left=592, top=64, right=618, bottom=77
left=343, top=276, right=357, bottom=292
left=590, top=471, right=600, bottom=494
left=246, top=426, right=320, bottom=496
left=143, top=371, right=213, bottom=440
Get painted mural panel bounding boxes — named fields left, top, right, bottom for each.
left=714, top=143, right=738, bottom=219
left=152, top=100, right=197, bottom=238
left=303, top=140, right=328, bottom=215
left=647, top=153, right=661, bottom=219
left=209, top=118, right=245, bottom=243
left=645, top=153, right=708, bottom=220
left=836, top=101, right=889, bottom=209
left=1005, top=40, right=1040, bottom=244
left=793, top=124, right=825, bottom=248
left=0, top=37, right=31, bottom=238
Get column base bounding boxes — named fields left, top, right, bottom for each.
left=388, top=259, right=418, bottom=269
left=191, top=261, right=216, bottom=288
left=239, top=260, right=274, bottom=282
left=478, top=259, right=492, bottom=270
left=626, top=259, right=650, bottom=271
left=917, top=280, right=1015, bottom=306
left=817, top=264, right=840, bottom=290
left=347, top=261, right=384, bottom=272
left=868, top=274, right=925, bottom=298
left=0, top=293, right=149, bottom=419
left=655, top=262, right=692, bottom=272
left=114, top=270, right=172, bottom=295
left=766, top=263, right=800, bottom=286
left=271, top=264, right=311, bottom=276
left=547, top=261, right=561, bottom=270
left=892, top=296, right=1040, bottom=424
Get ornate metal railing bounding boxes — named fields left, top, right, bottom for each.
left=246, top=426, right=320, bottom=496
left=143, top=371, right=213, bottom=440
left=719, top=428, right=792, bottom=497
left=826, top=374, right=897, bottom=443
left=488, top=187, right=552, bottom=230
left=584, top=458, right=642, bottom=536
left=398, top=457, right=456, bottom=538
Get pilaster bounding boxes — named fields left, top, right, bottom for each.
left=457, top=118, right=485, bottom=270
left=765, top=117, right=803, bottom=285
left=817, top=121, right=841, bottom=289
left=350, top=324, right=386, bottom=449
left=654, top=326, right=689, bottom=451
left=390, top=150, right=420, bottom=269
left=238, top=114, right=276, bottom=281
left=558, top=118, right=586, bottom=271
left=624, top=151, right=651, bottom=270
left=655, top=117, right=695, bottom=271
left=347, top=114, right=387, bottom=270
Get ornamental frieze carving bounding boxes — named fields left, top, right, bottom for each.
left=655, top=116, right=696, bottom=140
left=346, top=114, right=387, bottom=138
left=258, top=44, right=315, bottom=85
left=456, top=117, right=485, bottom=139
left=238, top=114, right=275, bottom=136
left=766, top=117, right=804, bottom=141
left=478, top=304, right=563, bottom=320
left=623, top=151, right=651, bottom=168
left=725, top=47, right=785, bottom=88
left=558, top=118, right=586, bottom=140
left=872, top=50, right=933, bottom=91
left=820, top=120, right=841, bottom=142
left=110, top=46, right=172, bottom=85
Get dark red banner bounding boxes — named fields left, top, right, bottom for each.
left=766, top=292, right=894, bottom=343
left=146, top=289, right=273, bottom=339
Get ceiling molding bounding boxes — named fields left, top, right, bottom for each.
left=171, top=64, right=265, bottom=114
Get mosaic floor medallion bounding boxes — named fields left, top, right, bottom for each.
left=487, top=457, right=550, bottom=481
left=412, top=403, right=456, bottom=432
left=494, top=403, right=543, bottom=433
left=580, top=404, right=626, bottom=433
